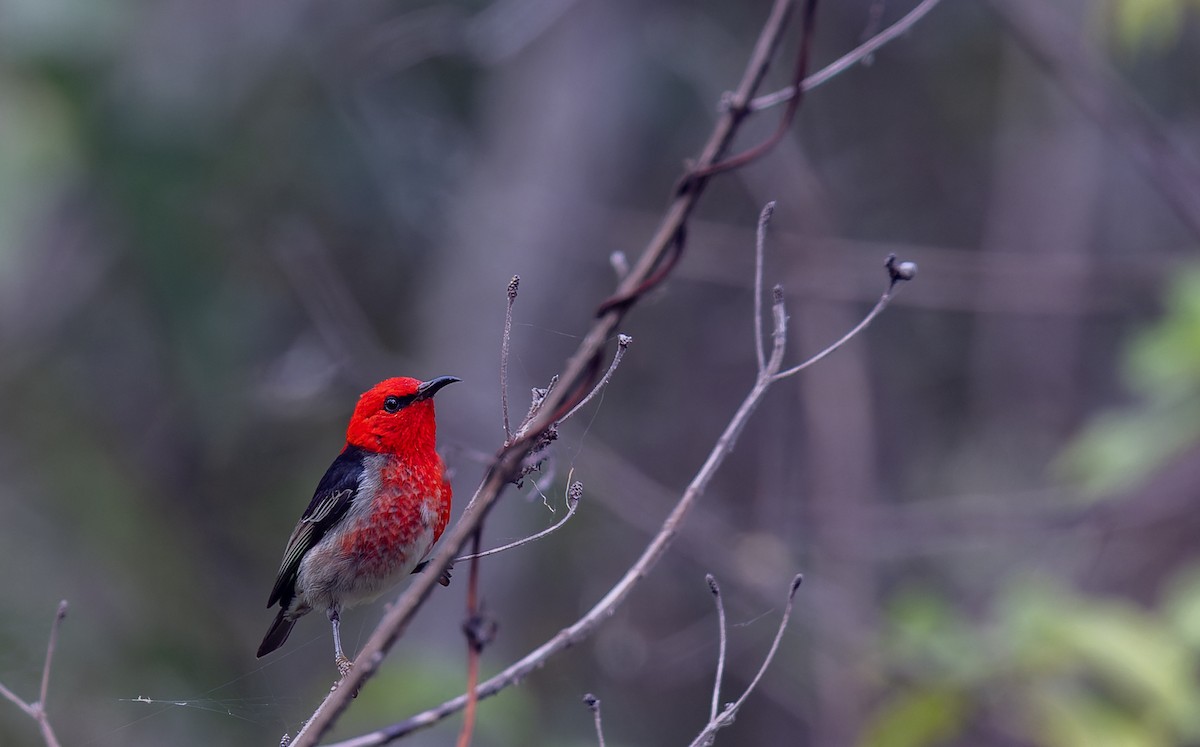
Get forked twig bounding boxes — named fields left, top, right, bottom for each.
left=289, top=2, right=825, bottom=740
left=772, top=254, right=915, bottom=381
left=749, top=0, right=945, bottom=111
left=320, top=206, right=912, bottom=746
left=0, top=601, right=68, bottom=747
left=687, top=576, right=804, bottom=747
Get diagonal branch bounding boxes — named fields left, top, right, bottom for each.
left=323, top=209, right=911, bottom=746
left=750, top=0, right=945, bottom=111
left=287, top=3, right=815, bottom=743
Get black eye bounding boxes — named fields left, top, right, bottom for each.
left=383, top=395, right=402, bottom=413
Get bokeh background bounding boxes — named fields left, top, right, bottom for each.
left=3, top=0, right=1200, bottom=745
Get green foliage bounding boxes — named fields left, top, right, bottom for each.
left=1109, top=0, right=1200, bottom=51
left=1059, top=265, right=1200, bottom=495
left=857, top=688, right=969, bottom=747
left=861, top=572, right=1200, bottom=747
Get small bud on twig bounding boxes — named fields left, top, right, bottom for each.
left=885, top=253, right=917, bottom=282
left=610, top=252, right=629, bottom=280
left=567, top=481, right=584, bottom=510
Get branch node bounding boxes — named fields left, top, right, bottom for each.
left=463, top=613, right=499, bottom=654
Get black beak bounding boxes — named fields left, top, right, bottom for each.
left=415, top=376, right=460, bottom=401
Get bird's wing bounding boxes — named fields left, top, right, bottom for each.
left=266, top=445, right=367, bottom=609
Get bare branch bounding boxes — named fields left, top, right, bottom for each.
left=501, top=275, right=520, bottom=444
left=706, top=575, right=729, bottom=722
left=688, top=576, right=804, bottom=747
left=753, top=203, right=775, bottom=374
left=455, top=531, right=486, bottom=747
left=39, top=601, right=67, bottom=713
left=0, top=601, right=67, bottom=747
left=750, top=0, right=945, bottom=111
left=0, top=681, right=34, bottom=719
left=289, top=3, right=818, bottom=742
left=322, top=215, right=801, bottom=747
left=772, top=254, right=915, bottom=381
left=558, top=334, right=631, bottom=425
left=583, top=693, right=607, bottom=747
left=688, top=0, right=818, bottom=181
left=455, top=479, right=582, bottom=563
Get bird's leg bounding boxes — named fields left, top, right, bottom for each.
left=328, top=607, right=353, bottom=678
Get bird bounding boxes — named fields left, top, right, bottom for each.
left=257, top=375, right=459, bottom=675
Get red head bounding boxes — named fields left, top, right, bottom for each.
left=345, top=376, right=459, bottom=454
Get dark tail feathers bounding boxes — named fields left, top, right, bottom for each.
left=257, top=609, right=296, bottom=658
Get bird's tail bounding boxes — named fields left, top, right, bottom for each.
left=257, top=609, right=296, bottom=658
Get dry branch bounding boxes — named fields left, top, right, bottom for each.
left=0, top=601, right=68, bottom=747
left=322, top=200, right=912, bottom=745
left=285, top=2, right=817, bottom=743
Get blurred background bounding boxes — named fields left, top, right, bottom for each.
left=2, top=0, right=1200, bottom=745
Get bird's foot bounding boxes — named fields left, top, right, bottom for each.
left=336, top=654, right=353, bottom=679
left=412, top=559, right=453, bottom=586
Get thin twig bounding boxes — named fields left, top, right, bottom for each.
left=501, top=275, right=520, bottom=443
left=772, top=254, right=915, bottom=381
left=289, top=4, right=813, bottom=743
left=750, top=0, right=945, bottom=111
left=583, top=694, right=607, bottom=747
left=0, top=601, right=67, bottom=747
left=688, top=576, right=804, bottom=747
left=455, top=480, right=582, bottom=563
left=39, top=601, right=67, bottom=712
left=0, top=681, right=34, bottom=718
left=688, top=0, right=819, bottom=181
left=706, top=575, right=728, bottom=722
left=455, top=531, right=485, bottom=747
left=322, top=305, right=788, bottom=746
left=322, top=236, right=913, bottom=747
left=558, top=334, right=631, bottom=425
left=321, top=214, right=798, bottom=747
left=753, top=203, right=775, bottom=374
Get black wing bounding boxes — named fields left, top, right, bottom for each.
left=266, top=445, right=367, bottom=609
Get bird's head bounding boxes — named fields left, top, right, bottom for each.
left=345, top=376, right=459, bottom=454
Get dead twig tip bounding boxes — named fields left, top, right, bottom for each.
left=790, top=574, right=804, bottom=595
left=706, top=574, right=721, bottom=596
